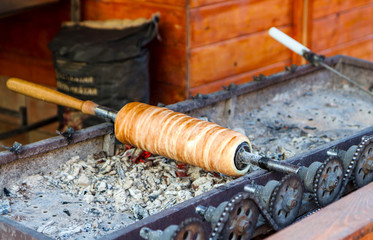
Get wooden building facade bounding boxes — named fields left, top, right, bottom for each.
left=0, top=0, right=373, bottom=104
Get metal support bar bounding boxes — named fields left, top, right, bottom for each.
left=19, top=106, right=27, bottom=126
left=236, top=146, right=300, bottom=174
left=263, top=158, right=300, bottom=174
left=318, top=62, right=373, bottom=98
left=0, top=106, right=20, bottom=118
left=94, top=106, right=117, bottom=122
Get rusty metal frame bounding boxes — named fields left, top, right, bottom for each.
left=168, top=55, right=372, bottom=113
left=0, top=122, right=114, bottom=166
left=0, top=215, right=53, bottom=240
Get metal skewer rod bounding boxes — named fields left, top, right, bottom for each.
left=269, top=27, right=373, bottom=98
left=235, top=143, right=300, bottom=174
left=318, top=61, right=373, bottom=97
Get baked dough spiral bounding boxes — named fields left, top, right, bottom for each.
left=115, top=102, right=251, bottom=176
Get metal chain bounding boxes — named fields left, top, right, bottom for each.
left=212, top=136, right=373, bottom=238
left=312, top=156, right=343, bottom=207
left=210, top=192, right=280, bottom=240
left=337, top=136, right=372, bottom=200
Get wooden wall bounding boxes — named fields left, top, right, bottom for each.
left=188, top=0, right=293, bottom=95
left=0, top=0, right=373, bottom=105
left=311, top=0, right=373, bottom=60
left=0, top=1, right=70, bottom=87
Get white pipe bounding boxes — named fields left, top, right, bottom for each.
left=268, top=27, right=310, bottom=56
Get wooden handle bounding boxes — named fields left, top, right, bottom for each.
left=6, top=78, right=98, bottom=115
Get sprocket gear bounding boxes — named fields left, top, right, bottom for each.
left=171, top=217, right=207, bottom=240
left=268, top=174, right=303, bottom=229
left=353, top=136, right=373, bottom=188
left=313, top=156, right=344, bottom=207
left=210, top=192, right=259, bottom=240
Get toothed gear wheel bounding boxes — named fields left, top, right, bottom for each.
left=210, top=192, right=259, bottom=240
left=269, top=174, right=303, bottom=229
left=171, top=217, right=207, bottom=240
left=313, top=156, right=344, bottom=207
left=353, top=136, right=373, bottom=188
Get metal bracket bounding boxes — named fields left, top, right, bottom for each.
left=222, top=83, right=238, bottom=91
left=285, top=64, right=298, bottom=73
left=56, top=127, right=75, bottom=144
left=253, top=74, right=267, bottom=81
left=1, top=142, right=23, bottom=154
left=191, top=93, right=209, bottom=100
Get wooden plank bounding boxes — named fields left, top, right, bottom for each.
left=318, top=34, right=373, bottom=61
left=189, top=0, right=291, bottom=47
left=361, top=230, right=373, bottom=240
left=0, top=1, right=69, bottom=86
left=100, top=0, right=187, bottom=8
left=131, top=0, right=186, bottom=7
left=190, top=0, right=227, bottom=8
left=189, top=26, right=292, bottom=88
left=267, top=182, right=373, bottom=240
left=0, top=1, right=69, bottom=60
left=292, top=0, right=312, bottom=65
left=312, top=0, right=373, bottom=19
left=189, top=60, right=290, bottom=96
left=0, top=51, right=56, bottom=87
left=311, top=4, right=373, bottom=52
left=150, top=81, right=185, bottom=105
left=83, top=0, right=187, bottom=48
left=0, top=0, right=58, bottom=17
left=148, top=43, right=187, bottom=87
